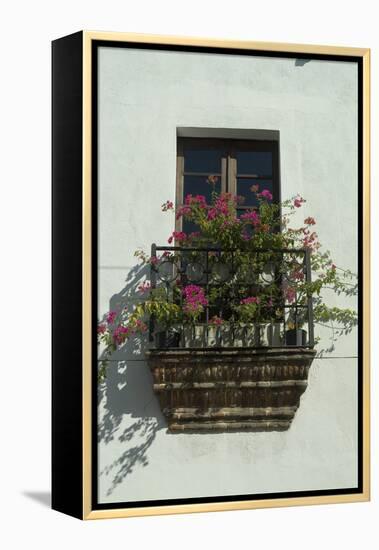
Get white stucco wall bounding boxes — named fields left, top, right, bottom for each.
left=97, top=47, right=358, bottom=503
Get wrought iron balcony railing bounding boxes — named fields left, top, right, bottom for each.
left=149, top=244, right=314, bottom=349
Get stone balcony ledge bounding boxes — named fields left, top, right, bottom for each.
left=146, top=347, right=316, bottom=432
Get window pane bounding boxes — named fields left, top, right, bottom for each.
left=236, top=151, right=273, bottom=176
left=183, top=218, right=200, bottom=235
left=184, top=175, right=221, bottom=203
left=184, top=149, right=223, bottom=173
left=237, top=179, right=273, bottom=206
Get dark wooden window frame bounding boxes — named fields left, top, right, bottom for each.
left=176, top=137, right=280, bottom=232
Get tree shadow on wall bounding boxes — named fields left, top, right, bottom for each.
left=97, top=263, right=166, bottom=497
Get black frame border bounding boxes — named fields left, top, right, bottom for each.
left=91, top=40, right=364, bottom=512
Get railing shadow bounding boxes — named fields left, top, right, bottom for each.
left=97, top=263, right=165, bottom=496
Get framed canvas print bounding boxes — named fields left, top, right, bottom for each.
left=52, top=31, right=370, bottom=520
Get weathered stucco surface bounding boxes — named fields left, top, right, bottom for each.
left=97, top=47, right=358, bottom=503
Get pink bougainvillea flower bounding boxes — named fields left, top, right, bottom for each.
left=294, top=195, right=305, bottom=208
left=182, top=284, right=208, bottom=316
left=182, top=285, right=208, bottom=305
left=304, top=216, right=316, bottom=225
left=240, top=210, right=260, bottom=225
left=284, top=286, right=296, bottom=303
left=303, top=231, right=320, bottom=251
left=112, top=325, right=130, bottom=345
left=240, top=296, right=260, bottom=305
left=221, top=217, right=240, bottom=229
left=184, top=194, right=207, bottom=209
left=259, top=189, right=273, bottom=201
left=168, top=231, right=187, bottom=244
left=161, top=200, right=174, bottom=211
left=214, top=195, right=230, bottom=216
left=137, top=281, right=151, bottom=294
left=207, top=208, right=218, bottom=220
left=175, top=205, right=192, bottom=220
left=331, top=263, right=336, bottom=270
left=210, top=315, right=223, bottom=326
left=106, top=311, right=117, bottom=324
left=97, top=324, right=107, bottom=335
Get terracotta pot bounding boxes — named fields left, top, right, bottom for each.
left=155, top=329, right=181, bottom=349
left=285, top=328, right=307, bottom=346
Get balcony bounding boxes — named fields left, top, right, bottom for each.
left=146, top=244, right=316, bottom=432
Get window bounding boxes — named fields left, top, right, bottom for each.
left=176, top=137, right=280, bottom=233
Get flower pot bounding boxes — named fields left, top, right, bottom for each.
left=234, top=324, right=264, bottom=347
left=285, top=328, right=307, bottom=346
left=182, top=324, right=207, bottom=347
left=206, top=325, right=220, bottom=347
left=155, top=329, right=181, bottom=348
left=267, top=323, right=282, bottom=346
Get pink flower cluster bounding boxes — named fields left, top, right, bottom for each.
left=106, top=311, right=117, bottom=324
left=302, top=229, right=320, bottom=251
left=97, top=324, right=107, bottom=335
left=207, top=193, right=235, bottom=220
left=113, top=325, right=130, bottom=345
left=240, top=296, right=260, bottom=305
left=210, top=316, right=223, bottom=326
left=167, top=231, right=200, bottom=244
left=258, top=189, right=273, bottom=201
left=221, top=218, right=240, bottom=229
left=294, top=195, right=305, bottom=208
left=175, top=195, right=207, bottom=220
left=168, top=231, right=187, bottom=244
left=240, top=210, right=260, bottom=225
left=283, top=285, right=296, bottom=303
left=184, top=194, right=207, bottom=209
left=161, top=200, right=174, bottom=211
left=304, top=216, right=316, bottom=225
left=176, top=205, right=192, bottom=219
left=182, top=284, right=208, bottom=316
left=207, top=208, right=218, bottom=221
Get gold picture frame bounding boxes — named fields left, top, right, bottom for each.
left=52, top=31, right=370, bottom=520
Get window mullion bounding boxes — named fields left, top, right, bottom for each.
left=176, top=143, right=184, bottom=232
left=227, top=151, right=237, bottom=195
left=221, top=155, right=227, bottom=194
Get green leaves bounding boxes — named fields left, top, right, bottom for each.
left=98, top=189, right=358, bottom=369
